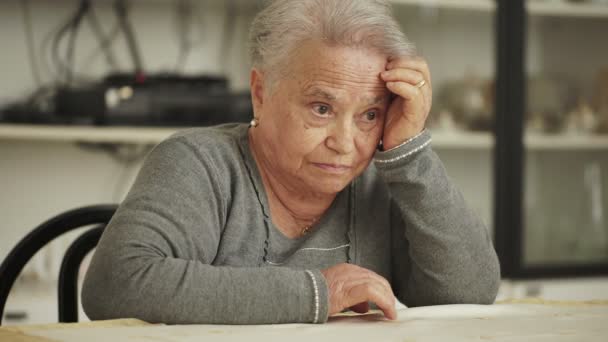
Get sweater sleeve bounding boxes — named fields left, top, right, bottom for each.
left=82, top=136, right=328, bottom=324
left=373, top=130, right=500, bottom=307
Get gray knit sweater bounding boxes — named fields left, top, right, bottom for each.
left=82, top=123, right=500, bottom=325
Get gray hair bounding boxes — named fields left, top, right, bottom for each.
left=249, top=0, right=416, bottom=81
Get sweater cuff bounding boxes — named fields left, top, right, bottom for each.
left=305, top=269, right=329, bottom=323
left=373, top=129, right=432, bottom=168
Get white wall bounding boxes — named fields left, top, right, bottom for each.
left=0, top=140, right=146, bottom=278
left=0, top=0, right=256, bottom=278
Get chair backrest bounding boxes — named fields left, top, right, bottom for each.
left=58, top=225, right=105, bottom=323
left=0, top=205, right=117, bottom=325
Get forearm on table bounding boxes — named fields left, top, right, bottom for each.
left=374, top=130, right=500, bottom=306
left=82, top=242, right=328, bottom=324
left=83, top=204, right=329, bottom=325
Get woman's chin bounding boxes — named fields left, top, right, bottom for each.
left=304, top=177, right=352, bottom=196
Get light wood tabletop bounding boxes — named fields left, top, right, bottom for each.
left=2, top=301, right=608, bottom=342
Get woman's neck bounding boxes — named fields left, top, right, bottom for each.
left=249, top=131, right=335, bottom=238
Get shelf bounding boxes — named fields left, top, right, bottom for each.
left=525, top=133, right=608, bottom=150
left=432, top=131, right=608, bottom=150
left=390, top=0, right=495, bottom=12
left=431, top=131, right=494, bottom=149
left=0, top=124, right=495, bottom=149
left=390, top=0, right=608, bottom=18
left=527, top=1, right=608, bottom=18
left=0, top=124, right=181, bottom=145
left=1, top=124, right=607, bottom=151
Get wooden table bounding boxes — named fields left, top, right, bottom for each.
left=2, top=300, right=607, bottom=342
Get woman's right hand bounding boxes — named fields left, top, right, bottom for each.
left=321, top=263, right=397, bottom=320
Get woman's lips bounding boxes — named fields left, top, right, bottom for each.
left=313, top=163, right=352, bottom=174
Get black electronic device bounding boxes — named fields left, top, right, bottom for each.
left=52, top=73, right=252, bottom=126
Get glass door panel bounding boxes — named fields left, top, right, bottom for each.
left=523, top=0, right=608, bottom=267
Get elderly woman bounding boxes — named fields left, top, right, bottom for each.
left=82, top=0, right=500, bottom=325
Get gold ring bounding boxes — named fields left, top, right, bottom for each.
left=415, top=79, right=426, bottom=88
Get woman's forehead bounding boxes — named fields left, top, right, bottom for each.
left=289, top=40, right=386, bottom=75
left=293, top=65, right=389, bottom=102
left=284, top=42, right=388, bottom=99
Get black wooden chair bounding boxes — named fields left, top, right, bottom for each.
left=0, top=204, right=117, bottom=325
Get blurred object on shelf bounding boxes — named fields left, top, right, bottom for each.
left=434, top=70, right=494, bottom=132
left=1, top=73, right=253, bottom=127
left=526, top=74, right=578, bottom=134
left=431, top=109, right=458, bottom=133
left=591, top=68, right=608, bottom=133
left=563, top=100, right=599, bottom=135
left=0, top=86, right=58, bottom=124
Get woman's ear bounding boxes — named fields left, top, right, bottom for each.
left=250, top=68, right=265, bottom=110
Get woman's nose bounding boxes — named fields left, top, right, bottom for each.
left=325, top=120, right=355, bottom=154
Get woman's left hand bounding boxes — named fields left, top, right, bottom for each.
left=380, top=56, right=432, bottom=150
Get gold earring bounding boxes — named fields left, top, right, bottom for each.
left=250, top=117, right=259, bottom=127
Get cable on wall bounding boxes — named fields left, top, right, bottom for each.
left=174, top=0, right=194, bottom=72
left=20, top=0, right=42, bottom=87
left=114, top=0, right=145, bottom=79
left=50, top=0, right=90, bottom=85
left=220, top=0, right=237, bottom=76
left=64, top=1, right=90, bottom=85
left=84, top=3, right=119, bottom=70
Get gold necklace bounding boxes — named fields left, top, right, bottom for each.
left=300, top=217, right=318, bottom=236
left=301, top=225, right=312, bottom=236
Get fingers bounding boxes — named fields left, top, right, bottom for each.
left=362, top=267, right=393, bottom=295
left=321, top=264, right=397, bottom=320
left=378, top=56, right=432, bottom=149
left=381, top=68, right=431, bottom=115
left=383, top=56, right=433, bottom=111
left=387, top=56, right=432, bottom=89
left=385, top=82, right=426, bottom=121
left=385, top=81, right=422, bottom=102
left=347, top=282, right=397, bottom=320
left=381, top=68, right=423, bottom=84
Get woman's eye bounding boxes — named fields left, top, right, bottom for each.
left=312, top=104, right=330, bottom=116
left=364, top=110, right=377, bottom=121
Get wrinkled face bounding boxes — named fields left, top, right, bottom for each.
left=250, top=40, right=390, bottom=196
